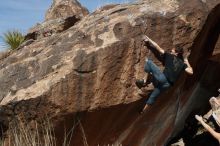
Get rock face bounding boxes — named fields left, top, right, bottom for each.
left=25, top=0, right=89, bottom=41
left=45, top=0, right=89, bottom=21
left=0, top=0, right=220, bottom=145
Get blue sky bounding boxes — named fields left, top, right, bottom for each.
left=0, top=0, right=134, bottom=51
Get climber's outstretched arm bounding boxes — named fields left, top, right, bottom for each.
left=143, top=35, right=165, bottom=54
left=195, top=115, right=220, bottom=143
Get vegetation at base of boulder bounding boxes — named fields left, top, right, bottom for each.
left=0, top=117, right=74, bottom=146
left=2, top=30, right=25, bottom=50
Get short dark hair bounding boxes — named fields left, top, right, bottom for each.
left=175, top=45, right=184, bottom=60
left=175, top=45, right=183, bottom=55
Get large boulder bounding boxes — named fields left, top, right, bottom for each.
left=0, top=0, right=220, bottom=145
left=45, top=0, right=89, bottom=21
left=25, top=0, right=89, bottom=41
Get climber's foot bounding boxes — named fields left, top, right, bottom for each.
left=139, top=109, right=145, bottom=114
left=135, top=79, right=147, bottom=89
left=139, top=104, right=150, bottom=115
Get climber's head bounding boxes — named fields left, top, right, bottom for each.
left=171, top=45, right=184, bottom=60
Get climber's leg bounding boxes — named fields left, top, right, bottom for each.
left=139, top=81, right=170, bottom=114
left=144, top=59, right=169, bottom=83
left=136, top=58, right=159, bottom=89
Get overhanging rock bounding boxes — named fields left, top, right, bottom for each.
left=0, top=0, right=220, bottom=145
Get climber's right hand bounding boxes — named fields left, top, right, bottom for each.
left=142, top=35, right=152, bottom=48
left=142, top=35, right=150, bottom=43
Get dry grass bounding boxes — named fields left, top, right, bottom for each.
left=0, top=116, right=121, bottom=146
left=0, top=117, right=75, bottom=146
left=5, top=118, right=55, bottom=146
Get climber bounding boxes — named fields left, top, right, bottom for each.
left=203, top=89, right=220, bottom=126
left=136, top=35, right=193, bottom=114
left=195, top=89, right=220, bottom=143
left=195, top=115, right=220, bottom=143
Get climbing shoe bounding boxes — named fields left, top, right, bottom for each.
left=135, top=79, right=146, bottom=89
left=139, top=109, right=146, bottom=115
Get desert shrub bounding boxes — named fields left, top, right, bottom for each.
left=2, top=30, right=25, bottom=50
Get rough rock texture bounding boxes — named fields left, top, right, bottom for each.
left=25, top=0, right=89, bottom=41
left=25, top=16, right=81, bottom=40
left=45, top=0, right=89, bottom=21
left=0, top=0, right=220, bottom=145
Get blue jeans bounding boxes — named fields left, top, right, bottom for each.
left=144, top=59, right=170, bottom=105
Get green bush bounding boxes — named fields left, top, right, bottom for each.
left=2, top=30, right=25, bottom=50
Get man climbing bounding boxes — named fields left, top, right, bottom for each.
left=136, top=35, right=193, bottom=114
left=195, top=89, right=220, bottom=144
